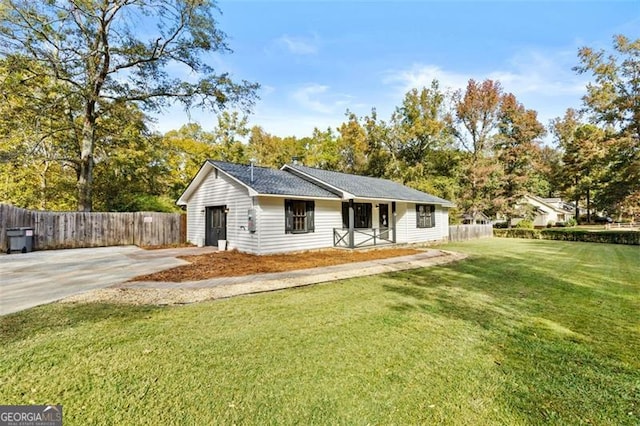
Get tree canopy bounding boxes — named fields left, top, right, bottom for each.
left=0, top=0, right=258, bottom=211
left=0, top=23, right=636, bottom=223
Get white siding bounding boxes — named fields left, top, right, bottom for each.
left=396, top=203, right=449, bottom=244
left=186, top=171, right=451, bottom=254
left=255, top=197, right=342, bottom=254
left=526, top=197, right=561, bottom=226
left=185, top=170, right=257, bottom=252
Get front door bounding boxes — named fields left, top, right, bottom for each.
left=205, top=206, right=227, bottom=246
left=379, top=204, right=389, bottom=240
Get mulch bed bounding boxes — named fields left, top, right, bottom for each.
left=132, top=247, right=423, bottom=282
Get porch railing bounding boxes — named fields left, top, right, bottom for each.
left=333, top=227, right=394, bottom=248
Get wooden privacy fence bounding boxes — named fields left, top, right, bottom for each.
left=449, top=224, right=493, bottom=242
left=0, top=204, right=186, bottom=252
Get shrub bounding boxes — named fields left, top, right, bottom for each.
left=547, top=221, right=554, bottom=228
left=494, top=229, right=541, bottom=239
left=495, top=227, right=639, bottom=245
left=493, top=221, right=508, bottom=229
left=541, top=229, right=639, bottom=245
left=515, top=219, right=534, bottom=229
left=566, top=218, right=577, bottom=227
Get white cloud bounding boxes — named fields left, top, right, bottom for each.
left=383, top=64, right=470, bottom=94
left=148, top=85, right=349, bottom=138
left=275, top=34, right=318, bottom=55
left=260, top=84, right=276, bottom=96
left=385, top=49, right=587, bottom=98
left=383, top=48, right=590, bottom=133
left=291, top=83, right=353, bottom=115
left=488, top=50, right=586, bottom=96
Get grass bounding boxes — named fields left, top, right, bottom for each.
left=1, top=238, right=639, bottom=425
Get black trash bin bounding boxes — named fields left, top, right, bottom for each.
left=7, top=227, right=34, bottom=254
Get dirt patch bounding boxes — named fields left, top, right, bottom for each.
left=132, top=247, right=423, bottom=282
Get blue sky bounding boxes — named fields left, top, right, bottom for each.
left=152, top=1, right=639, bottom=140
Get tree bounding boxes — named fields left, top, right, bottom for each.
left=575, top=35, right=640, bottom=216
left=303, top=127, right=340, bottom=170
left=247, top=126, right=305, bottom=168
left=551, top=109, right=606, bottom=222
left=448, top=79, right=503, bottom=218
left=388, top=82, right=458, bottom=201
left=449, top=79, right=503, bottom=156
left=361, top=108, right=394, bottom=178
left=531, top=145, right=563, bottom=198
left=393, top=81, right=450, bottom=166
left=211, top=111, right=250, bottom=163
left=336, top=111, right=368, bottom=174
left=0, top=58, right=77, bottom=209
left=494, top=93, right=546, bottom=227
left=0, top=0, right=258, bottom=211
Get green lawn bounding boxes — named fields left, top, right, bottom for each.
left=1, top=239, right=639, bottom=425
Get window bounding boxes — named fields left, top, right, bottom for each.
left=342, top=202, right=372, bottom=228
left=285, top=200, right=315, bottom=234
left=416, top=204, right=435, bottom=228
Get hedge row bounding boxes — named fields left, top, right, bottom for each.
left=493, top=228, right=640, bottom=245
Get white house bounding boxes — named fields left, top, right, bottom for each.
left=176, top=161, right=455, bottom=254
left=520, top=195, right=574, bottom=227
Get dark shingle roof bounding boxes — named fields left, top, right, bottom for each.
left=286, top=164, right=455, bottom=206
left=210, top=161, right=339, bottom=198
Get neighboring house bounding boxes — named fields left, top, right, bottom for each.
left=177, top=161, right=455, bottom=254
left=461, top=211, right=491, bottom=225
left=540, top=198, right=580, bottom=215
left=517, top=195, right=575, bottom=227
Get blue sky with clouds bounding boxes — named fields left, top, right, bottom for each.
left=152, top=1, right=639, bottom=139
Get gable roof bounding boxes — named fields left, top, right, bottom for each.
left=525, top=194, right=573, bottom=214
left=177, top=160, right=455, bottom=207
left=210, top=161, right=339, bottom=199
left=283, top=164, right=455, bottom=206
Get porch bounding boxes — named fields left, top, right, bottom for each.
left=332, top=199, right=397, bottom=249
left=333, top=227, right=395, bottom=248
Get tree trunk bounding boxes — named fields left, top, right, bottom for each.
left=574, top=176, right=580, bottom=223
left=586, top=187, right=591, bottom=223
left=40, top=159, right=49, bottom=210
left=77, top=109, right=95, bottom=212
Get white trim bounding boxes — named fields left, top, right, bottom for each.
left=179, top=161, right=341, bottom=205
left=177, top=162, right=215, bottom=205
left=257, top=193, right=339, bottom=201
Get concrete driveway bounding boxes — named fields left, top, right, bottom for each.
left=0, top=245, right=216, bottom=316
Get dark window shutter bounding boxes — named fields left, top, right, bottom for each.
left=366, top=203, right=372, bottom=228
left=285, top=200, right=293, bottom=233
left=307, top=201, right=315, bottom=232
left=416, top=204, right=421, bottom=227
left=430, top=205, right=436, bottom=228
left=342, top=202, right=349, bottom=228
